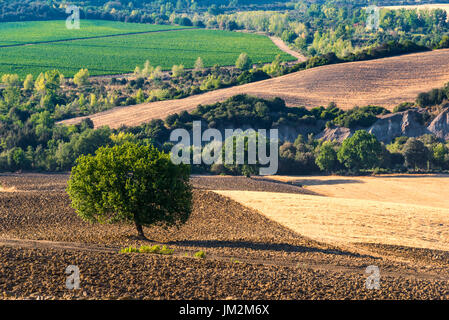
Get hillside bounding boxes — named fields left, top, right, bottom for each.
left=60, top=49, right=449, bottom=129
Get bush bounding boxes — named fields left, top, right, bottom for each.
left=120, top=245, right=174, bottom=255
left=332, top=106, right=388, bottom=128
left=120, top=246, right=140, bottom=253
left=393, top=102, right=415, bottom=113
left=139, top=245, right=174, bottom=255
left=236, top=69, right=270, bottom=84
left=194, top=250, right=206, bottom=259
left=235, top=53, right=252, bottom=70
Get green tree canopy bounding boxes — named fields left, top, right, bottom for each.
left=315, top=141, right=338, bottom=172
left=235, top=52, right=252, bottom=70
left=337, top=130, right=383, bottom=172
left=67, top=142, right=192, bottom=238
left=403, top=138, right=429, bottom=170
left=73, top=68, right=90, bottom=87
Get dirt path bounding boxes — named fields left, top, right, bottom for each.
left=269, top=36, right=307, bottom=62
left=1, top=237, right=446, bottom=282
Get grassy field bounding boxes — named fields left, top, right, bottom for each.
left=216, top=174, right=449, bottom=251
left=0, top=20, right=293, bottom=77
left=60, top=48, right=449, bottom=128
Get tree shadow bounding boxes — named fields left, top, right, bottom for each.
left=258, top=178, right=365, bottom=187
left=296, top=179, right=364, bottom=186
left=378, top=174, right=449, bottom=179
left=167, top=239, right=378, bottom=259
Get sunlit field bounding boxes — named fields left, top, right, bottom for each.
left=215, top=175, right=449, bottom=251
left=0, top=20, right=293, bottom=77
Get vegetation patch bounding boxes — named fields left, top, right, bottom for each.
left=194, top=250, right=206, bottom=259
left=120, top=245, right=174, bottom=255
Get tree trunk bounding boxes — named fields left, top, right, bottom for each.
left=135, top=222, right=146, bottom=239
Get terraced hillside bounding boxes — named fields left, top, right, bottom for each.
left=60, top=49, right=449, bottom=129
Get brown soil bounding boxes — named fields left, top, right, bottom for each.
left=58, top=49, right=449, bottom=129
left=1, top=173, right=449, bottom=300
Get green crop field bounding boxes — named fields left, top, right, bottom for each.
left=0, top=20, right=186, bottom=46
left=0, top=20, right=294, bottom=77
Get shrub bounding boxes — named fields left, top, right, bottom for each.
left=236, top=69, right=270, bottom=84
left=194, top=250, right=206, bottom=259
left=120, top=245, right=174, bottom=255
left=120, top=246, right=139, bottom=253
left=235, top=53, right=252, bottom=70
left=73, top=68, right=89, bottom=87
left=393, top=102, right=415, bottom=113
left=139, top=245, right=174, bottom=255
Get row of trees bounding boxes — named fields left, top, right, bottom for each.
left=205, top=3, right=449, bottom=57
left=277, top=131, right=449, bottom=176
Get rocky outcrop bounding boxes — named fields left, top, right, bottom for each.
left=316, top=109, right=436, bottom=144
left=201, top=108, right=449, bottom=144
left=428, top=108, right=449, bottom=140
left=367, top=109, right=428, bottom=143
left=316, top=127, right=353, bottom=142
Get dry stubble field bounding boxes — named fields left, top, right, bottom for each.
left=383, top=4, right=449, bottom=14
left=59, top=49, right=449, bottom=129
left=1, top=174, right=449, bottom=299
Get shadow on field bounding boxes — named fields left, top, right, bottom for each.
left=287, top=179, right=364, bottom=186
left=167, top=239, right=377, bottom=259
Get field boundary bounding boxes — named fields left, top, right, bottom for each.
left=0, top=27, right=198, bottom=48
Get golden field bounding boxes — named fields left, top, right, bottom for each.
left=383, top=4, right=449, bottom=14
left=214, top=174, right=449, bottom=251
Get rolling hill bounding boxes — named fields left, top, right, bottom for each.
left=59, top=48, right=449, bottom=129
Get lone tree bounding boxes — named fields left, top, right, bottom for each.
left=67, top=142, right=192, bottom=239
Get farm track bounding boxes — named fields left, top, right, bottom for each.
left=269, top=36, right=307, bottom=62
left=1, top=173, right=449, bottom=299
left=59, top=49, right=449, bottom=129
left=1, top=237, right=447, bottom=283
left=0, top=27, right=198, bottom=48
